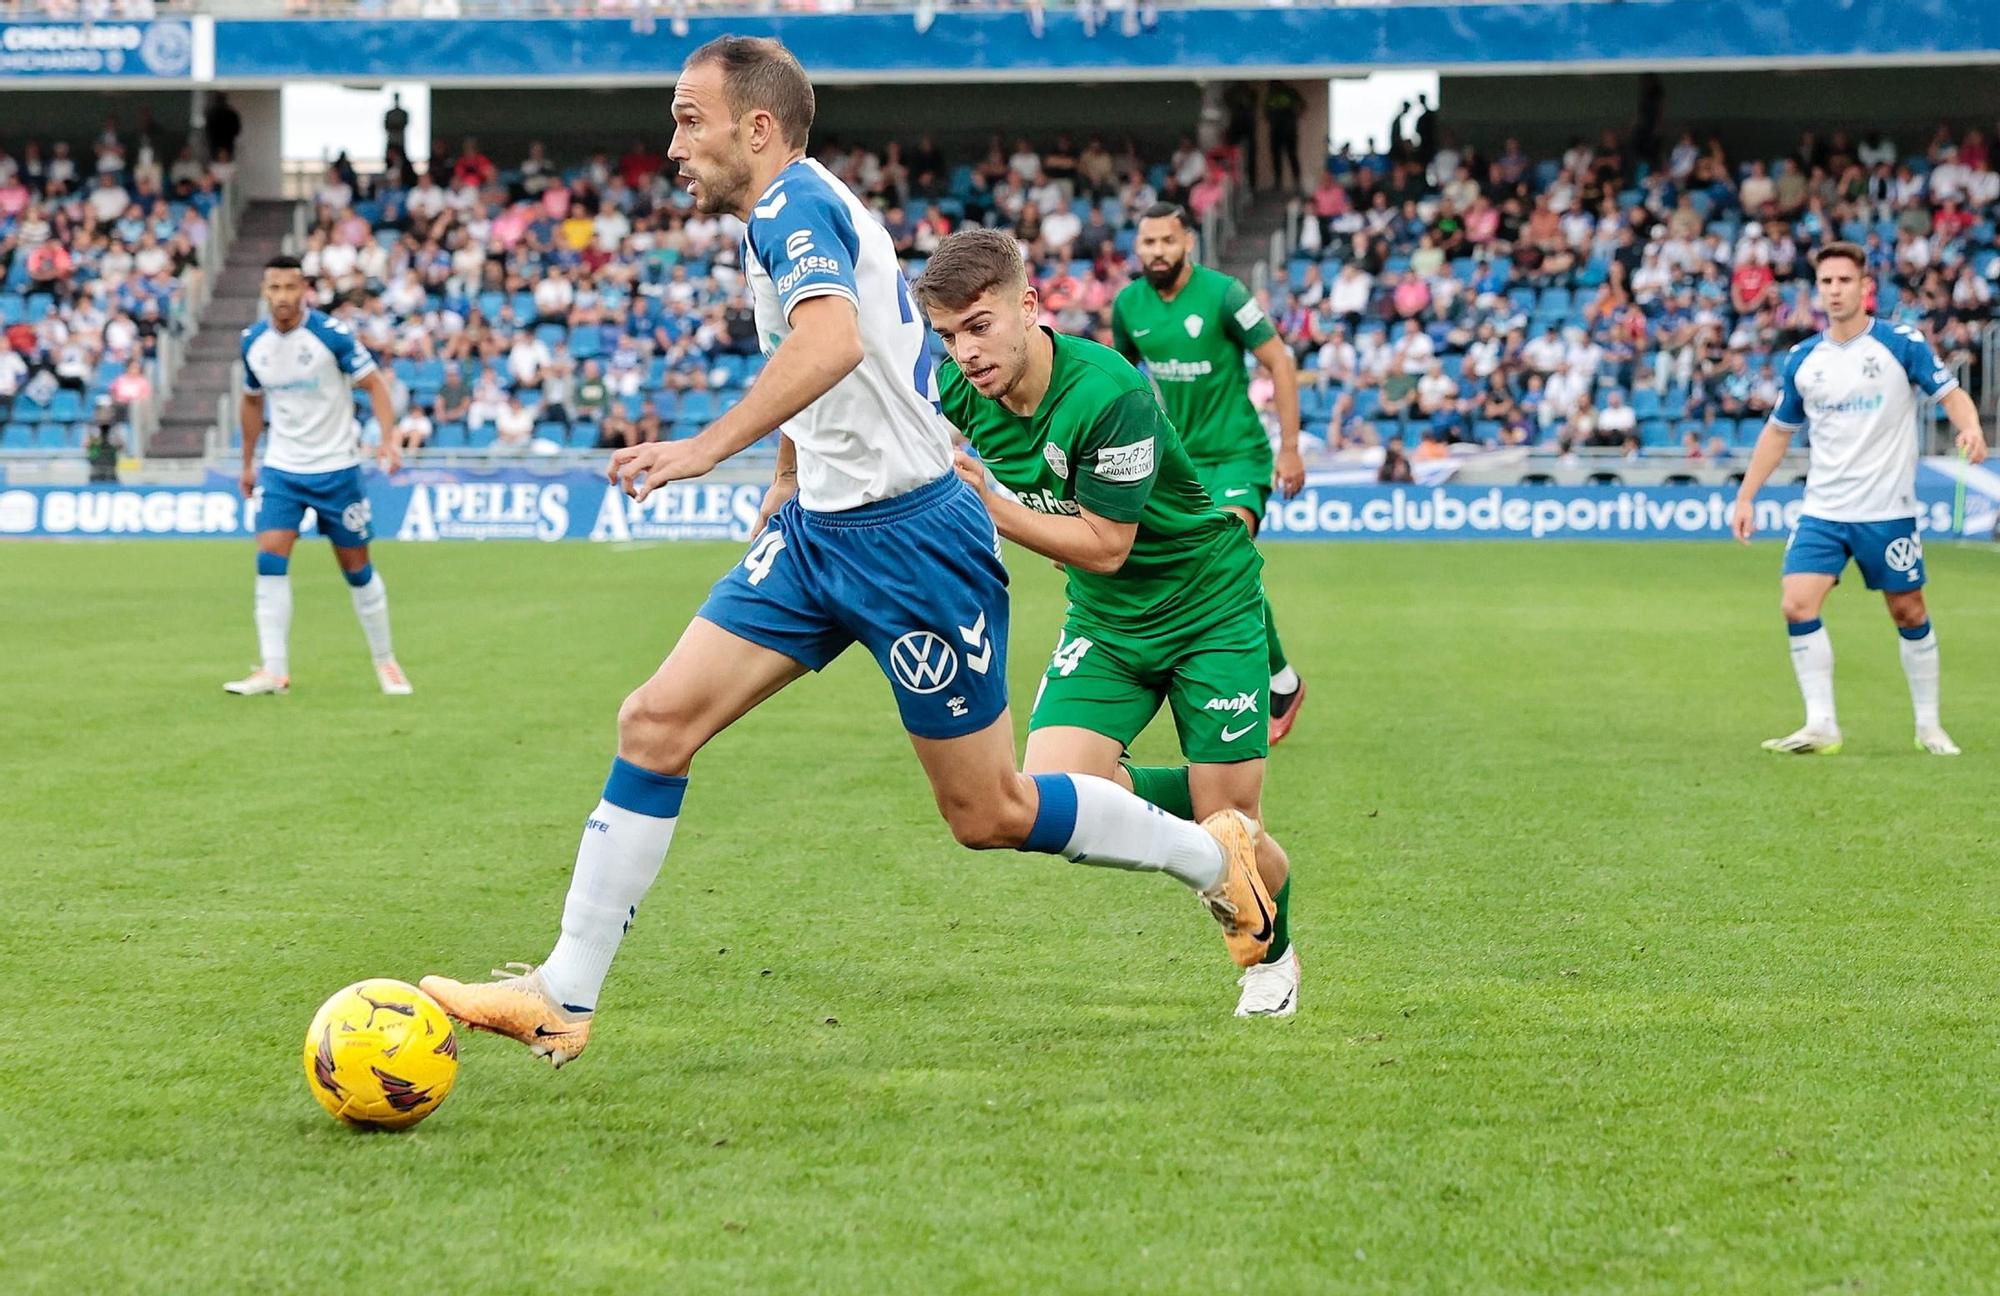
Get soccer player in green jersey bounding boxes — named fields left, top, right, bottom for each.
left=917, top=228, right=1300, bottom=1016
left=1111, top=203, right=1308, bottom=742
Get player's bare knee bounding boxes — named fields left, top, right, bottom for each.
left=1780, top=593, right=1820, bottom=624
left=615, top=688, right=698, bottom=774
left=938, top=778, right=1037, bottom=851
left=1887, top=594, right=1929, bottom=629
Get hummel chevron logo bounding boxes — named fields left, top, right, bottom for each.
left=959, top=612, right=992, bottom=674
left=753, top=191, right=788, bottom=221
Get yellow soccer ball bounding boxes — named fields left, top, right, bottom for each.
left=302, top=979, right=458, bottom=1130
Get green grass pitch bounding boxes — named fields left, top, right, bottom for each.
left=4, top=538, right=1998, bottom=1293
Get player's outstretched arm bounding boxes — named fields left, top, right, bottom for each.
left=358, top=369, right=403, bottom=474
left=611, top=296, right=862, bottom=502
left=237, top=393, right=264, bottom=498
left=1730, top=420, right=1797, bottom=543
left=1939, top=387, right=1991, bottom=465
left=952, top=452, right=1137, bottom=574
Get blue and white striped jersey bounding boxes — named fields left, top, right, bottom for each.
left=242, top=309, right=377, bottom=475
left=742, top=159, right=951, bottom=512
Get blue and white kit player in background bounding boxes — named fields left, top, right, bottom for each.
left=420, top=36, right=1272, bottom=1067
left=1731, top=240, right=1989, bottom=756
left=226, top=255, right=415, bottom=697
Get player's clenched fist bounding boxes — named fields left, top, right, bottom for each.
left=608, top=438, right=721, bottom=502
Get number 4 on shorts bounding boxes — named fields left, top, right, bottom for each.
left=743, top=530, right=786, bottom=586
left=1051, top=634, right=1094, bottom=677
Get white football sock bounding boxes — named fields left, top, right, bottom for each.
left=1899, top=625, right=1940, bottom=730
left=1271, top=665, right=1300, bottom=693
left=1787, top=622, right=1837, bottom=730
left=348, top=571, right=396, bottom=663
left=539, top=761, right=686, bottom=1012
left=255, top=574, right=292, bottom=678
left=1027, top=772, right=1225, bottom=890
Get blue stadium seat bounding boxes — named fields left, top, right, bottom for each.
left=1, top=422, right=32, bottom=448
left=1735, top=417, right=1765, bottom=446
left=535, top=421, right=568, bottom=442
left=1639, top=419, right=1673, bottom=448
left=680, top=391, right=715, bottom=423
left=433, top=421, right=468, bottom=448
left=0, top=294, right=23, bottom=325
left=1631, top=388, right=1662, bottom=420
left=48, top=389, right=83, bottom=422
left=1472, top=420, right=1502, bottom=444
left=465, top=424, right=496, bottom=449
left=536, top=323, right=568, bottom=348
left=571, top=422, right=600, bottom=446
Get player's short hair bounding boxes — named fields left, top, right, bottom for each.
left=912, top=228, right=1027, bottom=314
left=1811, top=241, right=1867, bottom=273
left=1138, top=202, right=1193, bottom=231
left=684, top=36, right=815, bottom=150
left=263, top=254, right=303, bottom=273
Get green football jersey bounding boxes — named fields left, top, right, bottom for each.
left=1110, top=264, right=1278, bottom=467
left=939, top=329, right=1263, bottom=634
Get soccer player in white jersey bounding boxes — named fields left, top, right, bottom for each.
left=226, top=256, right=414, bottom=697
left=1731, top=241, right=1989, bottom=755
left=421, top=37, right=1273, bottom=1068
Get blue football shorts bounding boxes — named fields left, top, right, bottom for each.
left=697, top=473, right=1011, bottom=740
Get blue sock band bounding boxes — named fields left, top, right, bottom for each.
left=1787, top=618, right=1823, bottom=637
left=256, top=552, right=289, bottom=577
left=603, top=756, right=687, bottom=818
left=1899, top=620, right=1933, bottom=642
left=342, top=563, right=374, bottom=588
left=1020, top=773, right=1079, bottom=855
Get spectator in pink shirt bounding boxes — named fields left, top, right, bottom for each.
left=1392, top=272, right=1431, bottom=319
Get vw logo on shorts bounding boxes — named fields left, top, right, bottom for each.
left=342, top=500, right=373, bottom=537
left=888, top=631, right=959, bottom=694
left=1884, top=536, right=1920, bottom=572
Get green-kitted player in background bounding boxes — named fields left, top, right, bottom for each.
left=918, top=228, right=1300, bottom=1016
left=1112, top=203, right=1308, bottom=742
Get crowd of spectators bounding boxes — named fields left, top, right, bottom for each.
left=0, top=112, right=228, bottom=450
left=281, top=119, right=1996, bottom=462
left=1270, top=119, right=1996, bottom=459
left=290, top=130, right=1220, bottom=449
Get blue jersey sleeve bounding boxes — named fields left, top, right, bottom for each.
left=747, top=179, right=861, bottom=320
left=1771, top=338, right=1816, bottom=428
left=240, top=323, right=265, bottom=392
left=1879, top=319, right=1958, bottom=397
left=305, top=312, right=378, bottom=381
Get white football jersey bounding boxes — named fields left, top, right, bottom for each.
left=242, top=310, right=377, bottom=475
left=741, top=159, right=951, bottom=512
left=1772, top=317, right=1957, bottom=522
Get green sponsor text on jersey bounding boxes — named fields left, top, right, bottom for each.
left=1110, top=264, right=1277, bottom=467
left=938, top=329, right=1263, bottom=635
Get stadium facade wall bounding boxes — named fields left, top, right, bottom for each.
left=1438, top=67, right=2000, bottom=159
left=3, top=473, right=1990, bottom=544
left=430, top=81, right=1211, bottom=171
left=203, top=2, right=2000, bottom=86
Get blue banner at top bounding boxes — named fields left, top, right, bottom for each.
left=0, top=18, right=201, bottom=79
left=211, top=1, right=2000, bottom=83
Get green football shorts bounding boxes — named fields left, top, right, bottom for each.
left=1028, top=597, right=1269, bottom=763
left=1193, top=458, right=1274, bottom=531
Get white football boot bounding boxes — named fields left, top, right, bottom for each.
left=375, top=658, right=414, bottom=695
left=1761, top=725, right=1843, bottom=755
left=1234, top=946, right=1300, bottom=1018
left=1916, top=727, right=1961, bottom=756
left=224, top=668, right=289, bottom=696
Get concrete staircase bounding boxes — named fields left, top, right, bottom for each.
left=151, top=200, right=293, bottom=458
left=1215, top=188, right=1295, bottom=288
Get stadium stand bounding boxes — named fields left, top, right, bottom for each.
left=1270, top=124, right=1991, bottom=458
left=257, top=121, right=1991, bottom=466
left=0, top=121, right=227, bottom=455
